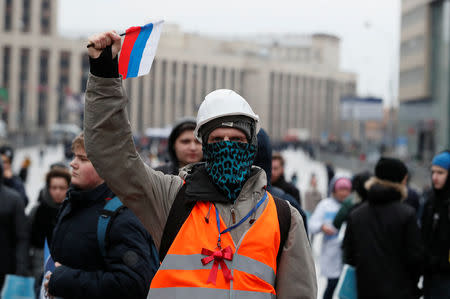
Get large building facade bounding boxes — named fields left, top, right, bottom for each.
left=0, top=0, right=356, bottom=141
left=399, top=0, right=450, bottom=159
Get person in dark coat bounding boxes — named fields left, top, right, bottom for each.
left=155, top=118, right=203, bottom=175
left=253, top=129, right=308, bottom=234
left=0, top=159, right=28, bottom=288
left=30, top=167, right=71, bottom=249
left=343, top=157, right=424, bottom=299
left=45, top=133, right=156, bottom=299
left=421, top=150, right=450, bottom=298
left=271, top=152, right=302, bottom=205
left=0, top=145, right=29, bottom=207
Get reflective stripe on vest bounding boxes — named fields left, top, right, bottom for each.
left=149, top=287, right=276, bottom=299
left=149, top=192, right=281, bottom=298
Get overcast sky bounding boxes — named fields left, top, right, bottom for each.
left=59, top=0, right=401, bottom=106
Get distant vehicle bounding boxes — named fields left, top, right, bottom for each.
left=48, top=123, right=81, bottom=145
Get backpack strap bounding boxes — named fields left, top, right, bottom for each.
left=273, top=196, right=292, bottom=265
left=159, top=184, right=196, bottom=263
left=97, top=196, right=124, bottom=257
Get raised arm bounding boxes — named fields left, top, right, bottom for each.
left=84, top=31, right=183, bottom=248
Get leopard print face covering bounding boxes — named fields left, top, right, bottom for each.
left=203, top=141, right=257, bottom=202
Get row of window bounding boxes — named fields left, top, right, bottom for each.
left=3, top=0, right=52, bottom=34
left=125, top=59, right=244, bottom=131
left=268, top=72, right=354, bottom=137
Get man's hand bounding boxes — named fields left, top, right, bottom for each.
left=87, top=31, right=122, bottom=59
left=44, top=262, right=61, bottom=298
left=321, top=224, right=337, bottom=236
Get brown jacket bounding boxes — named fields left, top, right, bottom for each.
left=84, top=74, right=317, bottom=299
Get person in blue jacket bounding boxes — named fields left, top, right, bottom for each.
left=45, top=133, right=157, bottom=299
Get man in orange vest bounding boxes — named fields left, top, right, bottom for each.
left=84, top=31, right=317, bottom=299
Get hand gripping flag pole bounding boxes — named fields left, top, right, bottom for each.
left=87, top=20, right=164, bottom=79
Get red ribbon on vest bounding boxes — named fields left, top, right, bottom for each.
left=201, top=246, right=234, bottom=285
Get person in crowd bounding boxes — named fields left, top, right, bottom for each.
left=332, top=171, right=371, bottom=230
left=19, top=155, right=31, bottom=183
left=325, top=162, right=335, bottom=193
left=421, top=150, right=450, bottom=298
left=30, top=167, right=71, bottom=250
left=309, top=176, right=352, bottom=299
left=253, top=128, right=308, bottom=234
left=343, top=157, right=423, bottom=299
left=402, top=170, right=422, bottom=219
left=0, top=145, right=29, bottom=206
left=271, top=152, right=302, bottom=205
left=44, top=133, right=157, bottom=299
left=303, top=173, right=322, bottom=214
left=83, top=31, right=317, bottom=299
left=155, top=117, right=203, bottom=175
left=0, top=159, right=28, bottom=288
left=291, top=172, right=298, bottom=186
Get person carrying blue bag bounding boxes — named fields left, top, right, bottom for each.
left=44, top=133, right=158, bottom=299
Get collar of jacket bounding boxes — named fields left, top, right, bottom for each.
left=365, top=176, right=406, bottom=204
left=183, top=163, right=264, bottom=204
left=67, top=182, right=113, bottom=206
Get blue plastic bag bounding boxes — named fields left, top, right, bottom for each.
left=334, top=264, right=357, bottom=299
left=1, top=274, right=35, bottom=299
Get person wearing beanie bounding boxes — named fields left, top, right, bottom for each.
left=421, top=150, right=450, bottom=298
left=155, top=118, right=203, bottom=175
left=309, top=176, right=352, bottom=299
left=343, top=157, right=423, bottom=299
left=332, top=171, right=372, bottom=230
left=83, top=31, right=317, bottom=299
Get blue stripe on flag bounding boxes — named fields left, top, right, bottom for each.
left=127, top=23, right=154, bottom=78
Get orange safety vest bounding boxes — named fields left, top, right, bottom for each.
left=149, top=192, right=281, bottom=299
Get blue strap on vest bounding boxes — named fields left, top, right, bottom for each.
left=97, top=196, right=123, bottom=257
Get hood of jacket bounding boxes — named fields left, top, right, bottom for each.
left=365, top=176, right=407, bottom=204
left=167, top=118, right=197, bottom=169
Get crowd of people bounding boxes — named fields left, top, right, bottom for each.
left=0, top=30, right=449, bottom=299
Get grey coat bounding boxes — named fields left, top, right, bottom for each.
left=84, top=74, right=317, bottom=299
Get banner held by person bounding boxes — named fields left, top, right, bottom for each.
left=118, top=20, right=164, bottom=79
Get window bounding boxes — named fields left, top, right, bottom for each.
left=2, top=47, right=11, bottom=87
left=19, top=48, right=30, bottom=128
left=38, top=49, right=49, bottom=127
left=4, top=0, right=12, bottom=31
left=58, top=51, right=71, bottom=122
left=402, top=5, right=426, bottom=28
left=401, top=35, right=425, bottom=57
left=41, top=0, right=51, bottom=34
left=22, top=0, right=31, bottom=32
left=400, top=67, right=425, bottom=86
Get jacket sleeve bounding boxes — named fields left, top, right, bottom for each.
left=14, top=195, right=29, bottom=275
left=48, top=210, right=153, bottom=299
left=84, top=74, right=184, bottom=249
left=276, top=205, right=317, bottom=299
left=404, top=211, right=424, bottom=281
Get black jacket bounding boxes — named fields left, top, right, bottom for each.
left=343, top=179, right=424, bottom=299
left=421, top=187, right=450, bottom=275
left=48, top=183, right=155, bottom=299
left=0, top=163, right=28, bottom=278
left=272, top=174, right=301, bottom=205
left=30, top=187, right=61, bottom=248
left=4, top=175, right=29, bottom=207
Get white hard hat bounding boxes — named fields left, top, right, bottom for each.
left=194, top=89, right=260, bottom=142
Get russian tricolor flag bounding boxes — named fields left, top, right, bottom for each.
left=119, top=21, right=164, bottom=79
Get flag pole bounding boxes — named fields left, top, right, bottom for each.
left=86, top=32, right=126, bottom=48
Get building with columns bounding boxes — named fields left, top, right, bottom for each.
left=0, top=0, right=356, bottom=142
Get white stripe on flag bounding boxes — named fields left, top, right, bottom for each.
left=137, top=21, right=164, bottom=77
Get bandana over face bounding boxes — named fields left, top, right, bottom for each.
left=203, top=141, right=257, bottom=201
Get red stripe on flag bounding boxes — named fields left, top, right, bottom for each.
left=119, top=26, right=141, bottom=79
